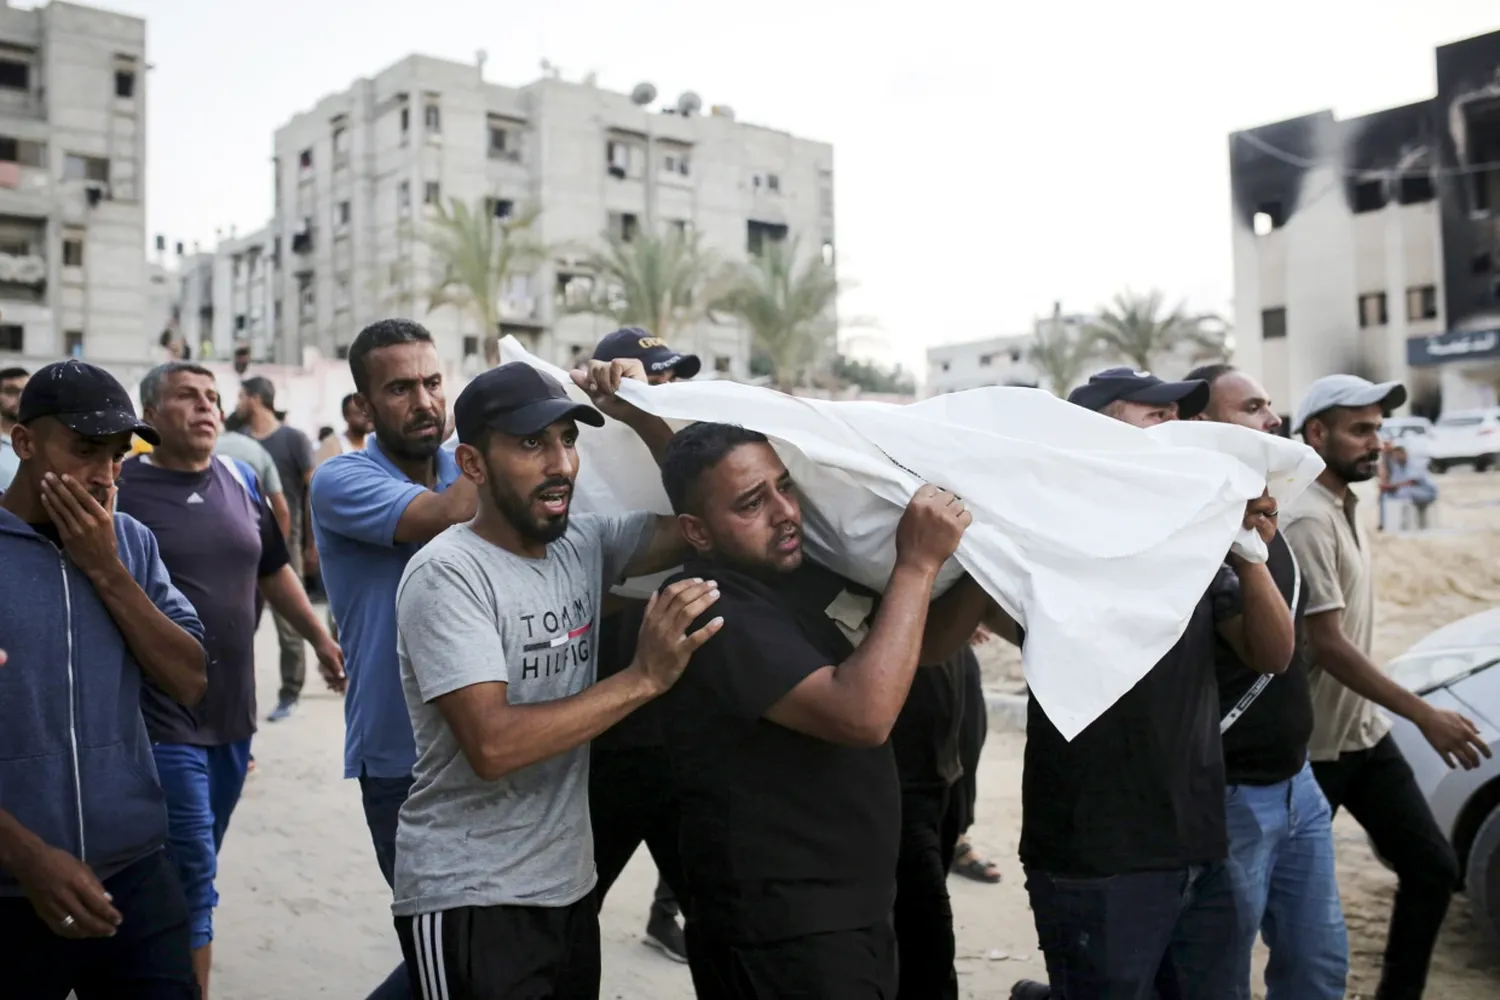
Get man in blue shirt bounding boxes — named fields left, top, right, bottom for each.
left=118, top=360, right=344, bottom=1000
left=311, top=318, right=475, bottom=1000
left=0, top=360, right=207, bottom=999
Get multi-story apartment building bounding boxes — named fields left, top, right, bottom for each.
left=1229, top=28, right=1500, bottom=421
left=0, top=1, right=148, bottom=368
left=927, top=332, right=1042, bottom=395
left=265, top=55, right=835, bottom=376
left=174, top=225, right=276, bottom=362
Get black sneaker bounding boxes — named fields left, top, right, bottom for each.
left=1010, top=981, right=1051, bottom=999
left=644, top=907, right=688, bottom=964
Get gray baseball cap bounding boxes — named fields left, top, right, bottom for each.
left=1293, top=374, right=1407, bottom=434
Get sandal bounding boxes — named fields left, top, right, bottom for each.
left=952, top=842, right=1002, bottom=884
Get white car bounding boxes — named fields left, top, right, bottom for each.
left=1381, top=416, right=1435, bottom=454
left=1385, top=608, right=1500, bottom=950
left=1428, top=409, right=1500, bottom=473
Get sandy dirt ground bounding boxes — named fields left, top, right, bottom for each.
left=212, top=473, right=1500, bottom=998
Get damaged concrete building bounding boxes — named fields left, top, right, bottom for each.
left=1229, top=28, right=1500, bottom=420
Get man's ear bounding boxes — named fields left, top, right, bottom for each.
left=455, top=442, right=487, bottom=485
left=10, top=421, right=34, bottom=460
left=676, top=512, right=712, bottom=555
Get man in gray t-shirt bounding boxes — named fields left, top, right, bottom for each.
left=390, top=360, right=722, bottom=1000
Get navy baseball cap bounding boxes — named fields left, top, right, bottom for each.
left=1067, top=367, right=1210, bottom=419
left=18, top=360, right=160, bottom=445
left=454, top=363, right=604, bottom=445
left=593, top=327, right=701, bottom=380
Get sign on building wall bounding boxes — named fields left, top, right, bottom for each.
left=1407, top=328, right=1500, bottom=366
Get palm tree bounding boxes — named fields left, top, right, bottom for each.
left=715, top=238, right=840, bottom=389
left=570, top=228, right=729, bottom=343
left=1028, top=303, right=1097, bottom=397
left=1084, top=289, right=1227, bottom=371
left=422, top=199, right=546, bottom=366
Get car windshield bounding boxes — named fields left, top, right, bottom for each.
left=1438, top=417, right=1485, bottom=428
left=1387, top=644, right=1500, bottom=694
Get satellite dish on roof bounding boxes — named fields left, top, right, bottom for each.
left=630, top=82, right=657, bottom=107
left=677, top=91, right=702, bottom=116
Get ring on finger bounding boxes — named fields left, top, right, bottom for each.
left=60, top=914, right=76, bottom=931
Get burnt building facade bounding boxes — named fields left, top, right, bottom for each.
left=1229, top=29, right=1500, bottom=420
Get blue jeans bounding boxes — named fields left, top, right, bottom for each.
left=1025, top=861, right=1248, bottom=998
left=1225, top=762, right=1348, bottom=1000
left=359, top=768, right=416, bottom=1000
left=152, top=739, right=253, bottom=951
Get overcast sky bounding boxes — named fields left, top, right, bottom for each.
left=108, top=0, right=1499, bottom=372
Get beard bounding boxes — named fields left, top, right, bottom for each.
left=371, top=409, right=442, bottom=462
left=1330, top=450, right=1381, bottom=484
left=486, top=472, right=571, bottom=544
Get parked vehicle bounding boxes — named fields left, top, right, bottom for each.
left=1383, top=608, right=1500, bottom=951
left=1380, top=416, right=1436, bottom=452
left=1427, top=408, right=1500, bottom=472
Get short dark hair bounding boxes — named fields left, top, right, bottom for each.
left=241, top=375, right=276, bottom=409
left=348, top=318, right=434, bottom=394
left=340, top=392, right=359, bottom=415
left=0, top=366, right=29, bottom=381
left=318, top=425, right=335, bottom=441
left=660, top=422, right=770, bottom=516
left=1185, top=363, right=1236, bottom=387
left=140, top=361, right=214, bottom=409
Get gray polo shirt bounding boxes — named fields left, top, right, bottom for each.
left=391, top=512, right=655, bottom=917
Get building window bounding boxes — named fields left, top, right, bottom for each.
left=399, top=105, right=410, bottom=134
left=0, top=323, right=21, bottom=351
left=337, top=200, right=351, bottom=226
left=978, top=353, right=993, bottom=367
left=63, top=330, right=83, bottom=357
left=332, top=123, right=349, bottom=158
left=821, top=240, right=835, bottom=267
left=114, top=69, right=135, bottom=99
left=1352, top=179, right=1386, bottom=213
left=767, top=173, right=781, bottom=193
left=398, top=181, right=411, bottom=213
left=662, top=153, right=691, bottom=177
left=606, top=140, right=632, bottom=179
left=1261, top=307, right=1288, bottom=339
left=0, top=136, right=43, bottom=166
left=1406, top=285, right=1438, bottom=321
left=298, top=148, right=312, bottom=170
left=747, top=220, right=789, bottom=256
left=715, top=355, right=732, bottom=374
left=62, top=236, right=83, bottom=267
left=462, top=335, right=480, bottom=359
left=1357, top=292, right=1388, bottom=329
left=62, top=154, right=110, bottom=183
left=1252, top=201, right=1285, bottom=235
left=485, top=198, right=515, bottom=221
left=608, top=211, right=639, bottom=243
left=488, top=121, right=519, bottom=161
left=424, top=181, right=441, bottom=206
left=0, top=58, right=28, bottom=91
left=1398, top=174, right=1435, bottom=204
left=424, top=103, right=441, bottom=132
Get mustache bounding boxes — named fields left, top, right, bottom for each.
left=531, top=476, right=573, bottom=499
left=403, top=414, right=440, bottom=433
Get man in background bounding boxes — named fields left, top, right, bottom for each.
left=311, top=318, right=475, bottom=1000
left=1379, top=442, right=1437, bottom=532
left=119, top=360, right=344, bottom=999
left=1189, top=363, right=1347, bottom=1000
left=586, top=326, right=702, bottom=962
left=315, top=393, right=372, bottom=466
left=236, top=375, right=316, bottom=722
left=0, top=365, right=27, bottom=491
left=216, top=421, right=291, bottom=542
left=1287, top=374, right=1490, bottom=1000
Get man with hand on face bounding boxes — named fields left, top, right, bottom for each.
left=1188, top=364, right=1348, bottom=1000
left=392, top=361, right=712, bottom=999
left=312, top=318, right=475, bottom=1000
left=585, top=326, right=702, bottom=963
left=0, top=360, right=208, bottom=999
left=654, top=420, right=999, bottom=999
left=1286, top=374, right=1491, bottom=1000
left=117, top=361, right=344, bottom=1000
left=1010, top=367, right=1295, bottom=1000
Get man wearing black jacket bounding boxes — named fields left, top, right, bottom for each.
left=1189, top=363, right=1348, bottom=1000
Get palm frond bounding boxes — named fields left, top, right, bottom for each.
left=713, top=238, right=841, bottom=389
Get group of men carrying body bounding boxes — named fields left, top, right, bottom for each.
left=0, top=317, right=1490, bottom=1000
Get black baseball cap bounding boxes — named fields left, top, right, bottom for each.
left=18, top=360, right=161, bottom=445
left=593, top=326, right=701, bottom=380
left=454, top=363, right=604, bottom=445
left=1067, top=367, right=1210, bottom=419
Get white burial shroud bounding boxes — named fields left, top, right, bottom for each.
left=500, top=338, right=1324, bottom=741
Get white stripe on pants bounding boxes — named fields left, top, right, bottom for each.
left=414, top=911, right=450, bottom=1000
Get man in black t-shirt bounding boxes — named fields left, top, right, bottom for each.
left=1188, top=364, right=1348, bottom=1000
left=656, top=421, right=993, bottom=999
left=587, top=327, right=703, bottom=962
left=1012, top=368, right=1295, bottom=1000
